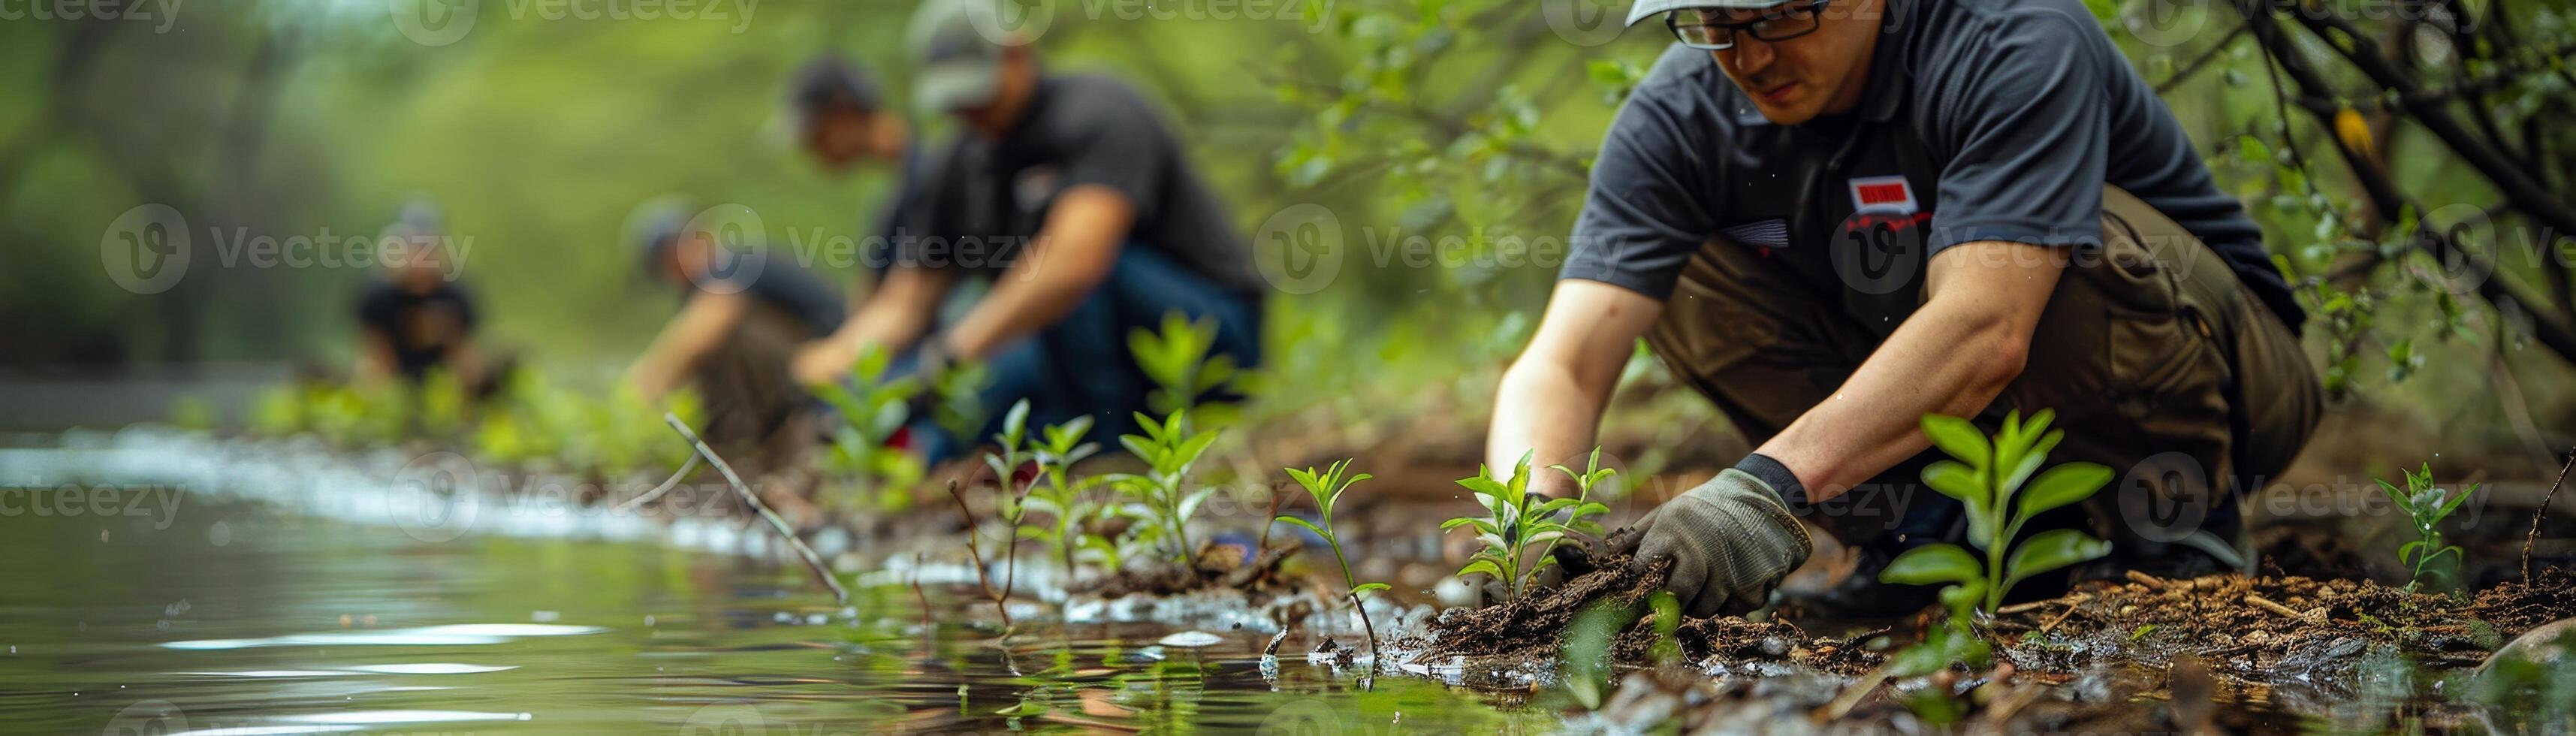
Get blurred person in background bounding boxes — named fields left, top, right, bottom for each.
left=790, top=0, right=1266, bottom=463
left=625, top=202, right=847, bottom=506
left=354, top=198, right=507, bottom=398
left=791, top=53, right=934, bottom=278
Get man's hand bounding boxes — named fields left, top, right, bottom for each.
left=1617, top=468, right=1811, bottom=617
left=791, top=339, right=852, bottom=387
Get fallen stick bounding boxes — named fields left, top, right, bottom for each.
left=2125, top=570, right=2170, bottom=589
left=665, top=413, right=850, bottom=606
left=2243, top=593, right=2305, bottom=620
left=2525, top=446, right=2574, bottom=583
left=2038, top=600, right=2082, bottom=635
left=614, top=454, right=701, bottom=512
left=1997, top=593, right=2088, bottom=616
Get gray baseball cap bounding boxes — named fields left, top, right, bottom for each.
left=907, top=0, right=1007, bottom=115
left=1624, top=0, right=1799, bottom=27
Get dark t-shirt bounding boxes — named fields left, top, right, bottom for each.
left=898, top=74, right=1261, bottom=294
left=356, top=279, right=478, bottom=380
left=714, top=264, right=847, bottom=337
left=1564, top=0, right=2303, bottom=334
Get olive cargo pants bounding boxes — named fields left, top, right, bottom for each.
left=1642, top=186, right=2323, bottom=575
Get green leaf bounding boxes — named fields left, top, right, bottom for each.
left=1881, top=544, right=1984, bottom=587
left=2001, top=529, right=2113, bottom=592
left=2015, top=462, right=2114, bottom=521
left=1276, top=515, right=1332, bottom=541
left=1922, top=460, right=1985, bottom=506
left=1921, top=414, right=1992, bottom=471
left=1455, top=557, right=1506, bottom=581
left=1351, top=582, right=1390, bottom=596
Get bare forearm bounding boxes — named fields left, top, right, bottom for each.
left=1757, top=308, right=2029, bottom=501
left=941, top=264, right=1096, bottom=360
left=1488, top=360, right=1609, bottom=497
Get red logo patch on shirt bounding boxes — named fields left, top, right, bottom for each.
left=1849, top=175, right=1918, bottom=216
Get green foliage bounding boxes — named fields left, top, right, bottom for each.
left=1128, top=312, right=1239, bottom=426
left=1018, top=409, right=1105, bottom=580
left=1880, top=411, right=2113, bottom=674
left=2375, top=463, right=2476, bottom=592
left=1110, top=410, right=1223, bottom=565
left=1441, top=449, right=1610, bottom=602
left=168, top=394, right=218, bottom=432
left=1560, top=598, right=1628, bottom=711
left=811, top=345, right=927, bottom=511
left=1277, top=458, right=1387, bottom=665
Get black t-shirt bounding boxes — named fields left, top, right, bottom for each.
left=709, top=264, right=848, bottom=337
left=356, top=279, right=478, bottom=380
left=1564, top=0, right=2303, bottom=335
left=897, top=74, right=1261, bottom=294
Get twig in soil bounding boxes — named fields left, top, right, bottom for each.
left=614, top=454, right=702, bottom=512
left=2525, top=445, right=2574, bottom=583
left=2038, top=600, right=2083, bottom=635
left=2124, top=570, right=2171, bottom=590
left=1264, top=629, right=1290, bottom=656
left=1996, top=593, right=2088, bottom=616
left=2244, top=593, right=2309, bottom=620
left=946, top=480, right=1013, bottom=630
left=663, top=413, right=849, bottom=606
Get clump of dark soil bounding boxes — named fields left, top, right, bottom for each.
left=1990, top=567, right=2576, bottom=676
left=1407, top=556, right=1878, bottom=676
left=1071, top=541, right=1298, bottom=599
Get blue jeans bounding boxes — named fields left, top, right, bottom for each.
left=901, top=245, right=1262, bottom=463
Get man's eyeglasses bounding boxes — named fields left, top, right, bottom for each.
left=1665, top=0, right=1831, bottom=50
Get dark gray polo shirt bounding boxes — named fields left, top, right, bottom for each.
left=1564, top=0, right=2303, bottom=335
left=898, top=74, right=1262, bottom=294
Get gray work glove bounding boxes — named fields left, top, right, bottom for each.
left=1618, top=466, right=1811, bottom=617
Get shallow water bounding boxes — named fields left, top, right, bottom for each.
left=0, top=465, right=1547, bottom=734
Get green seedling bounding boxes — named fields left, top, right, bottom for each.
left=1442, top=450, right=1611, bottom=603
left=1020, top=412, right=1104, bottom=581
left=1879, top=410, right=2111, bottom=675
left=1111, top=410, right=1222, bottom=565
left=812, top=345, right=926, bottom=511
left=2376, top=462, right=2475, bottom=592
left=1274, top=459, right=1387, bottom=668
left=1129, top=312, right=1238, bottom=426
left=958, top=400, right=1039, bottom=628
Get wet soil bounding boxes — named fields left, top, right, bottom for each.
left=1988, top=567, right=2576, bottom=677
left=1405, top=556, right=1879, bottom=678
